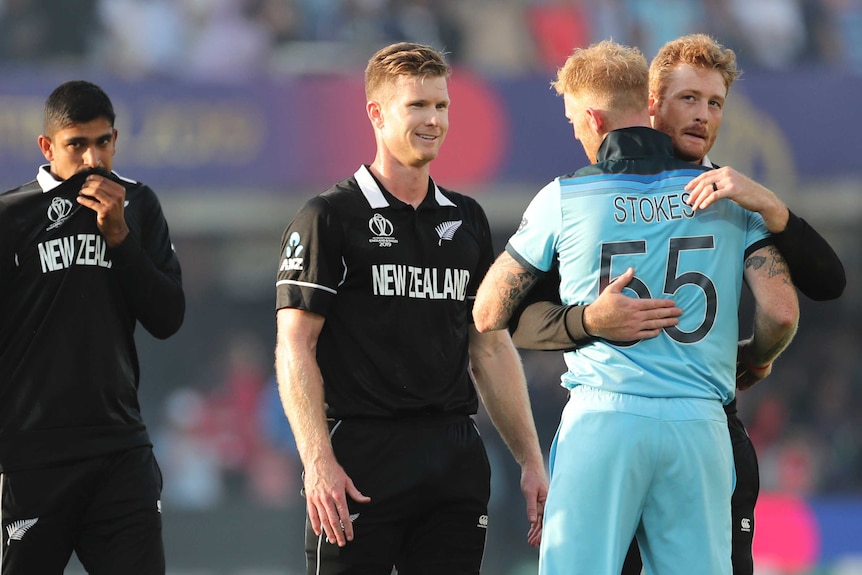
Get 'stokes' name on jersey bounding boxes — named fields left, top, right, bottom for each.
left=37, top=233, right=112, bottom=273
left=613, top=192, right=695, bottom=225
left=372, top=264, right=470, bottom=300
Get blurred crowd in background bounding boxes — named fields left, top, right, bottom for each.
left=1, top=0, right=859, bottom=535
left=1, top=0, right=862, bottom=80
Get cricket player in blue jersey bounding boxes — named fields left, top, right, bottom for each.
left=473, top=40, right=799, bottom=575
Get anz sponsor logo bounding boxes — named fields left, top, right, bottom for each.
left=368, top=213, right=398, bottom=248
left=279, top=232, right=305, bottom=271
left=372, top=264, right=470, bottom=301
left=45, top=197, right=76, bottom=231
left=37, top=234, right=112, bottom=273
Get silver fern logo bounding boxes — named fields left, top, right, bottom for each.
left=6, top=518, right=38, bottom=544
left=435, top=220, right=462, bottom=245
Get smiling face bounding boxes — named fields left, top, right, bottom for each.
left=372, top=73, right=450, bottom=169
left=650, top=64, right=727, bottom=163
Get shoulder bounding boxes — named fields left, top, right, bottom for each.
left=437, top=186, right=488, bottom=217
left=112, top=172, right=160, bottom=203
left=0, top=180, right=42, bottom=218
left=291, top=177, right=362, bottom=226
left=305, top=177, right=360, bottom=214
left=0, top=180, right=40, bottom=202
left=319, top=176, right=360, bottom=204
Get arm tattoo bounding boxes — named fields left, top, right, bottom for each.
left=498, top=269, right=538, bottom=318
left=746, top=246, right=792, bottom=285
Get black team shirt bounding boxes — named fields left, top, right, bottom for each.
left=275, top=165, right=494, bottom=419
left=0, top=167, right=184, bottom=472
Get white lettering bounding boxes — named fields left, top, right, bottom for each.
left=372, top=264, right=393, bottom=296
left=372, top=264, right=470, bottom=301
left=36, top=234, right=112, bottom=273
left=60, top=236, right=75, bottom=268
left=279, top=257, right=304, bottom=271
left=38, top=239, right=62, bottom=272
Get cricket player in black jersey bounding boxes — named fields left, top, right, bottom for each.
left=508, top=35, right=845, bottom=575
left=274, top=42, right=547, bottom=575
left=0, top=81, right=184, bottom=574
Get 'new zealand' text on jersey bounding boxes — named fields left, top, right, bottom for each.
left=0, top=168, right=184, bottom=472
left=275, top=165, right=494, bottom=419
left=507, top=128, right=770, bottom=404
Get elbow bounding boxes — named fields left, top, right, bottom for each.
left=147, top=318, right=183, bottom=340
left=151, top=318, right=184, bottom=340
left=779, top=312, right=799, bottom=337
left=472, top=315, right=494, bottom=334
left=472, top=306, right=501, bottom=333
left=772, top=302, right=800, bottom=337
left=145, top=296, right=186, bottom=339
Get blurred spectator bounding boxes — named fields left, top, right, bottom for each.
left=0, top=0, right=99, bottom=65
left=388, top=0, right=464, bottom=61
left=825, top=0, right=862, bottom=73
left=295, top=0, right=343, bottom=41
left=582, top=0, right=632, bottom=47
left=198, top=332, right=269, bottom=494
left=758, top=431, right=824, bottom=496
left=456, top=0, right=538, bottom=73
left=5, top=0, right=862, bottom=75
left=154, top=387, right=226, bottom=509
left=0, top=0, right=48, bottom=63
left=726, top=0, right=808, bottom=68
left=95, top=0, right=189, bottom=78
left=184, top=0, right=274, bottom=82
left=625, top=0, right=708, bottom=59
left=258, top=376, right=300, bottom=457
left=253, top=0, right=304, bottom=47
left=526, top=0, right=592, bottom=69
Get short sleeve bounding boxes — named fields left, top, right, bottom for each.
left=505, top=179, right=561, bottom=274
left=275, top=196, right=344, bottom=315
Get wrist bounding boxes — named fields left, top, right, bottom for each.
left=763, top=203, right=790, bottom=234
left=580, top=305, right=595, bottom=337
left=564, top=305, right=594, bottom=344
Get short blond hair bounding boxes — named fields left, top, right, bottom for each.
left=650, top=34, right=740, bottom=99
left=552, top=40, right=648, bottom=113
left=365, top=42, right=451, bottom=101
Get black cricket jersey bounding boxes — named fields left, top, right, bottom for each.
left=275, top=165, right=494, bottom=419
left=0, top=167, right=184, bottom=472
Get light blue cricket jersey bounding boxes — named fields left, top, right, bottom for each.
left=507, top=142, right=769, bottom=404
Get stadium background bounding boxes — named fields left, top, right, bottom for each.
left=0, top=1, right=859, bottom=573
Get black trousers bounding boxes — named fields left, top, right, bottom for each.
left=621, top=412, right=759, bottom=575
left=305, top=416, right=491, bottom=575
left=0, top=446, right=164, bottom=575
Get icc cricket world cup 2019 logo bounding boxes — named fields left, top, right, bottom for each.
left=369, top=213, right=397, bottom=248
left=46, top=197, right=75, bottom=231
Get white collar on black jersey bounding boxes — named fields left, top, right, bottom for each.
left=36, top=165, right=64, bottom=192
left=354, top=165, right=456, bottom=208
left=35, top=164, right=135, bottom=192
left=701, top=156, right=714, bottom=168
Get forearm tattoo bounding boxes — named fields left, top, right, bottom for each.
left=745, top=246, right=792, bottom=284
left=498, top=268, right=538, bottom=318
